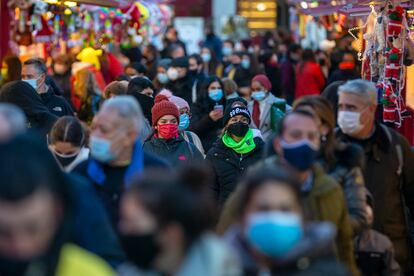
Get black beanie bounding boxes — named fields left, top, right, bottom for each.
left=223, top=102, right=251, bottom=126
left=171, top=57, right=189, bottom=68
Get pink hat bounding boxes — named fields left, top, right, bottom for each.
left=158, top=89, right=190, bottom=110
left=252, top=74, right=272, bottom=91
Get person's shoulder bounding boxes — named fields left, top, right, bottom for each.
left=334, top=141, right=365, bottom=169
left=71, top=159, right=89, bottom=176
left=56, top=243, right=114, bottom=276
left=313, top=164, right=342, bottom=193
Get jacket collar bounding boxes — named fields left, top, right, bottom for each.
left=87, top=140, right=144, bottom=186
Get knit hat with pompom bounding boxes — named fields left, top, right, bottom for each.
left=151, top=94, right=180, bottom=126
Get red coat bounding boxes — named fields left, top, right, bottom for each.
left=295, top=61, right=326, bottom=99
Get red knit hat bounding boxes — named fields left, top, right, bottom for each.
left=151, top=94, right=180, bottom=126
left=252, top=74, right=272, bottom=91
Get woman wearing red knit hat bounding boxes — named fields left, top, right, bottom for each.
left=247, top=74, right=291, bottom=141
left=143, top=94, right=204, bottom=168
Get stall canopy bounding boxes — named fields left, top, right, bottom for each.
left=288, top=0, right=413, bottom=16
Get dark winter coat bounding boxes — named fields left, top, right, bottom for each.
left=320, top=142, right=367, bottom=235
left=52, top=72, right=72, bottom=104
left=72, top=145, right=169, bottom=228
left=166, top=75, right=193, bottom=104
left=206, top=136, right=264, bottom=206
left=224, top=222, right=348, bottom=276
left=143, top=134, right=204, bottom=168
left=41, top=87, right=74, bottom=117
left=355, top=229, right=400, bottom=276
left=189, top=96, right=226, bottom=152
left=337, top=124, right=414, bottom=272
left=68, top=173, right=125, bottom=267
left=0, top=80, right=57, bottom=135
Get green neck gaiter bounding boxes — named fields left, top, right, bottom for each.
left=222, top=128, right=256, bottom=154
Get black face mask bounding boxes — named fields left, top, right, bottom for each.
left=0, top=255, right=30, bottom=276
left=55, top=154, right=78, bottom=167
left=120, top=233, right=160, bottom=270
left=227, top=122, right=249, bottom=137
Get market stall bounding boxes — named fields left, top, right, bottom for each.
left=289, top=0, right=414, bottom=144
left=1, top=0, right=173, bottom=61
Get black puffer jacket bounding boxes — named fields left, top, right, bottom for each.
left=143, top=134, right=204, bottom=168
left=206, top=136, right=264, bottom=206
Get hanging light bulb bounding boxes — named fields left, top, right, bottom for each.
left=300, top=2, right=308, bottom=9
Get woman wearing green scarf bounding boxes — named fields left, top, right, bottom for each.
left=206, top=100, right=264, bottom=207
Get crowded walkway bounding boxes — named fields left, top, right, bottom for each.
left=1, top=0, right=414, bottom=275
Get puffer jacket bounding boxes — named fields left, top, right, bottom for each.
left=143, top=134, right=204, bottom=168
left=225, top=222, right=348, bottom=276
left=206, top=136, right=264, bottom=206
left=321, top=142, right=367, bottom=235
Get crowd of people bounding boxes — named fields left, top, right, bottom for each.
left=0, top=25, right=413, bottom=276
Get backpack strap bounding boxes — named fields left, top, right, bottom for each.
left=380, top=124, right=403, bottom=176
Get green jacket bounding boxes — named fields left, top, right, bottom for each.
left=251, top=156, right=358, bottom=275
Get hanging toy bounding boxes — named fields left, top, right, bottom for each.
left=10, top=0, right=34, bottom=46
left=387, top=5, right=404, bottom=38
left=120, top=2, right=141, bottom=32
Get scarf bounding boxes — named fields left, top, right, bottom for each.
left=222, top=128, right=256, bottom=154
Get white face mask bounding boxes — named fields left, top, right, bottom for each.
left=167, top=68, right=179, bottom=81
left=338, top=111, right=362, bottom=135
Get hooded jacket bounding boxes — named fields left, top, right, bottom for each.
left=225, top=222, right=348, bottom=276
left=0, top=81, right=57, bottom=135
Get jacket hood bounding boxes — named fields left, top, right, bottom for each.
left=129, top=93, right=154, bottom=123
left=334, top=141, right=365, bottom=169
left=0, top=81, right=58, bottom=133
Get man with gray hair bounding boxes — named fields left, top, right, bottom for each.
left=72, top=96, right=168, bottom=227
left=336, top=79, right=414, bottom=272
left=0, top=103, right=27, bottom=142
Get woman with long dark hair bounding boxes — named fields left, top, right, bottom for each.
left=189, top=76, right=226, bottom=151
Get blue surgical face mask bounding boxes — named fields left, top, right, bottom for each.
left=209, top=89, right=223, bottom=102
left=281, top=139, right=318, bottom=171
left=246, top=211, right=303, bottom=257
left=201, top=53, right=211, bottom=63
left=89, top=136, right=116, bottom=163
left=251, top=91, right=267, bottom=101
left=222, top=47, right=232, bottom=56
left=179, top=113, right=190, bottom=130
left=241, top=59, right=250, bottom=69
left=23, top=78, right=38, bottom=90
left=157, top=73, right=169, bottom=84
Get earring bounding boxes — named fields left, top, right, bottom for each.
left=321, top=135, right=327, bottom=142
